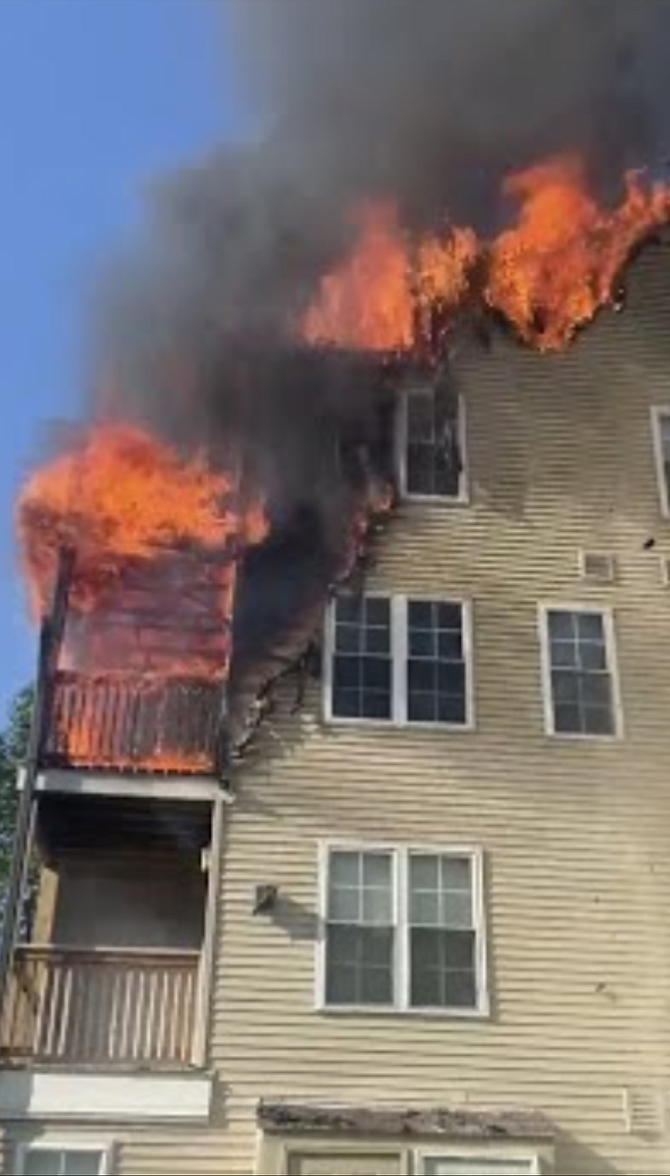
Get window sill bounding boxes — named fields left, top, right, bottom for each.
left=401, top=493, right=471, bottom=507
left=316, top=1004, right=490, bottom=1022
left=545, top=730, right=623, bottom=744
left=323, top=717, right=476, bottom=734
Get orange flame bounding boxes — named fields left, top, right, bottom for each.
left=485, top=155, right=670, bottom=351
left=301, top=158, right=670, bottom=355
left=302, top=202, right=478, bottom=352
left=18, top=423, right=268, bottom=617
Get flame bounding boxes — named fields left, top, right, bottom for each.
left=302, top=158, right=670, bottom=355
left=302, top=202, right=478, bottom=352
left=18, top=423, right=268, bottom=617
left=486, top=155, right=670, bottom=350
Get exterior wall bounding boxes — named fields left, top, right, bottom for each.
left=6, top=242, right=670, bottom=1174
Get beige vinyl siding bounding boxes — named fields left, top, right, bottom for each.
left=9, top=241, right=670, bottom=1175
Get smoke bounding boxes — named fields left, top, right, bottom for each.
left=90, top=0, right=670, bottom=681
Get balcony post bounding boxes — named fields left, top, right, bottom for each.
left=0, top=548, right=73, bottom=1022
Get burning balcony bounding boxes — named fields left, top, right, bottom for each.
left=0, top=793, right=214, bottom=1072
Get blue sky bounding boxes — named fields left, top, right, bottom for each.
left=0, top=0, right=243, bottom=720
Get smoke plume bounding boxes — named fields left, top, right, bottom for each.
left=88, top=0, right=670, bottom=681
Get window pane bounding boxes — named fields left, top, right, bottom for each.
left=408, top=601, right=435, bottom=629
left=578, top=613, right=605, bottom=641
left=332, top=689, right=364, bottom=718
left=363, top=887, right=393, bottom=925
left=554, top=703, right=582, bottom=733
left=551, top=639, right=578, bottom=667
left=23, top=1154, right=64, bottom=1176
left=441, top=857, right=472, bottom=892
left=65, top=1157, right=105, bottom=1176
left=444, top=969, right=477, bottom=1008
left=361, top=692, right=392, bottom=720
left=548, top=610, right=575, bottom=640
left=410, top=629, right=437, bottom=658
left=405, top=393, right=462, bottom=499
left=326, top=962, right=358, bottom=1005
left=411, top=891, right=441, bottom=926
left=336, top=597, right=363, bottom=624
left=331, top=597, right=392, bottom=722
left=335, top=625, right=361, bottom=654
left=329, top=887, right=360, bottom=922
left=584, top=706, right=615, bottom=736
left=442, top=891, right=473, bottom=930
left=438, top=632, right=463, bottom=660
left=330, top=852, right=360, bottom=888
left=361, top=966, right=394, bottom=1005
left=363, top=855, right=392, bottom=889
left=579, top=641, right=607, bottom=671
left=438, top=695, right=467, bottom=724
left=334, top=658, right=361, bottom=689
left=411, top=856, right=440, bottom=890
left=365, top=598, right=391, bottom=626
left=424, top=1158, right=533, bottom=1174
left=411, top=927, right=477, bottom=1010
left=437, top=603, right=464, bottom=630
left=581, top=674, right=612, bottom=707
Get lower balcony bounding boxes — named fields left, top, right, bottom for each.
left=1, top=945, right=201, bottom=1071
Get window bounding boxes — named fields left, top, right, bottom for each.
left=399, top=388, right=466, bottom=500
left=321, top=847, right=486, bottom=1014
left=422, top=1159, right=536, bottom=1175
left=652, top=406, right=670, bottom=516
left=19, top=1150, right=107, bottom=1176
left=541, top=608, right=620, bottom=738
left=327, top=596, right=472, bottom=727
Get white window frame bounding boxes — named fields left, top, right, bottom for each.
left=323, top=594, right=475, bottom=731
left=538, top=604, right=623, bottom=741
left=417, top=1152, right=542, bottom=1175
left=16, top=1142, right=111, bottom=1175
left=316, top=843, right=489, bottom=1019
left=651, top=405, right=670, bottom=518
left=396, top=387, right=469, bottom=504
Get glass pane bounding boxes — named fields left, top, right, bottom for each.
left=365, top=598, right=391, bottom=627
left=327, top=926, right=361, bottom=966
left=579, top=641, right=607, bottom=671
left=361, top=691, right=392, bottom=720
left=326, top=963, right=358, bottom=1006
left=407, top=395, right=434, bottom=441
left=409, top=694, right=438, bottom=723
left=578, top=613, right=605, bottom=641
left=441, top=857, right=472, bottom=892
left=551, top=670, right=579, bottom=705
left=581, top=674, right=612, bottom=707
left=554, top=703, right=582, bottom=733
left=410, top=629, right=437, bottom=658
left=411, top=855, right=440, bottom=891
left=408, top=600, right=435, bottom=629
left=365, top=627, right=391, bottom=654
left=335, top=625, right=361, bottom=654
left=336, top=596, right=363, bottom=624
left=411, top=927, right=441, bottom=971
left=548, top=610, right=575, bottom=640
left=438, top=632, right=463, bottom=660
left=437, top=603, right=463, bottom=630
left=551, top=639, right=578, bottom=668
left=362, top=658, right=391, bottom=690
left=445, top=930, right=477, bottom=970
left=411, top=966, right=443, bottom=1008
left=23, top=1154, right=64, bottom=1176
left=438, top=695, right=467, bottom=724
left=330, top=853, right=360, bottom=888
left=361, top=928, right=394, bottom=968
left=363, top=855, right=391, bottom=889
left=332, top=689, right=363, bottom=718
left=362, top=887, right=393, bottom=925
left=584, top=706, right=615, bottom=736
left=65, top=1157, right=104, bottom=1176
left=437, top=663, right=465, bottom=695
left=411, top=891, right=441, bottom=926
left=361, top=966, right=393, bottom=1005
left=329, top=887, right=360, bottom=922
left=334, top=657, right=361, bottom=690
left=442, top=891, right=473, bottom=930
left=444, top=969, right=477, bottom=1008
left=424, top=1158, right=532, bottom=1174
left=409, top=660, right=438, bottom=692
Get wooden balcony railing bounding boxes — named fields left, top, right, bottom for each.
left=0, top=946, right=201, bottom=1069
left=43, top=672, right=223, bottom=775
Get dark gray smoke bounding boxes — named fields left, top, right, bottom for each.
left=93, top=0, right=670, bottom=681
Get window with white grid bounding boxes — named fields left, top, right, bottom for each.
left=542, top=608, right=619, bottom=737
left=652, top=406, right=670, bottom=516
left=20, top=1150, right=107, bottom=1176
left=321, top=847, right=486, bottom=1014
left=327, top=596, right=472, bottom=728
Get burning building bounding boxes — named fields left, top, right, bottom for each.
left=3, top=1, right=670, bottom=1173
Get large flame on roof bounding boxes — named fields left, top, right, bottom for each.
left=485, top=156, right=670, bottom=351
left=303, top=157, right=670, bottom=354
left=302, top=202, right=478, bottom=353
left=18, top=424, right=268, bottom=617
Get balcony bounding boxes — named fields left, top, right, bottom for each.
left=43, top=671, right=223, bottom=776
left=1, top=946, right=201, bottom=1070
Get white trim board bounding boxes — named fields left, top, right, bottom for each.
left=24, top=768, right=221, bottom=803
left=0, top=1070, right=213, bottom=1123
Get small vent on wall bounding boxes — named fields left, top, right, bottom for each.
left=579, top=551, right=617, bottom=584
left=624, top=1088, right=666, bottom=1138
